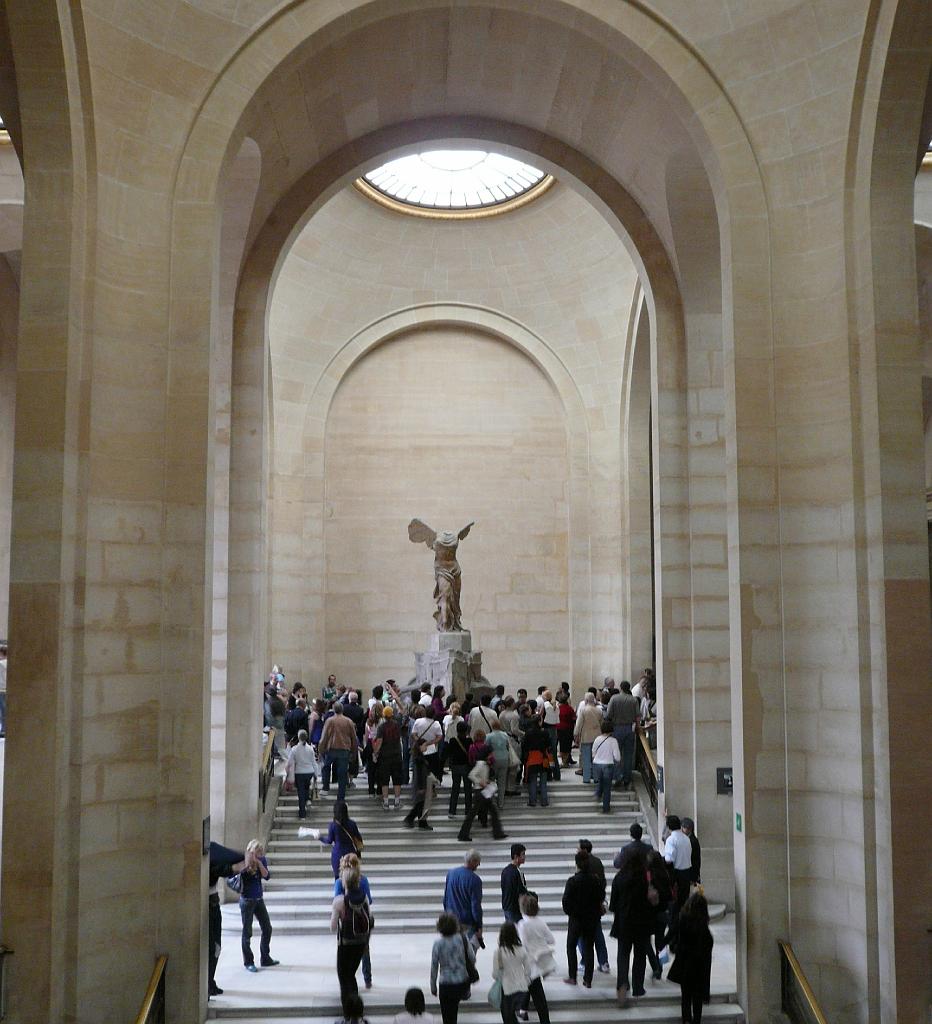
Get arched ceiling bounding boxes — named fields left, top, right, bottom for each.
left=232, top=3, right=719, bottom=291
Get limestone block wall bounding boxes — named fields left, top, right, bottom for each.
left=268, top=183, right=640, bottom=693
left=323, top=325, right=570, bottom=692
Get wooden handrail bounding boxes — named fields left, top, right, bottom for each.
left=637, top=725, right=657, bottom=776
left=635, top=725, right=658, bottom=810
left=260, top=727, right=277, bottom=775
left=778, top=941, right=829, bottom=1024
left=134, top=954, right=167, bottom=1024
left=259, top=728, right=278, bottom=813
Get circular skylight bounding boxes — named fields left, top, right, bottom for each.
left=357, top=150, right=552, bottom=216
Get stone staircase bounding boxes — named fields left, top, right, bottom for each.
left=211, top=771, right=743, bottom=1023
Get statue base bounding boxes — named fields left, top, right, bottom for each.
left=414, top=631, right=488, bottom=702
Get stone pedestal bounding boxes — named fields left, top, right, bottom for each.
left=415, top=630, right=487, bottom=701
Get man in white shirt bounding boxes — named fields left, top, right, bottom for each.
left=418, top=683, right=433, bottom=708
left=468, top=695, right=499, bottom=738
left=662, top=814, right=693, bottom=910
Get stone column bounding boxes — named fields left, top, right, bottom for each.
left=0, top=255, right=17, bottom=638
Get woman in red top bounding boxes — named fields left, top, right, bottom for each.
left=556, top=692, right=577, bottom=768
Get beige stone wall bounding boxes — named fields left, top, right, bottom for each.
left=323, top=324, right=570, bottom=692
left=1, top=2, right=929, bottom=1022
left=268, top=183, right=640, bottom=694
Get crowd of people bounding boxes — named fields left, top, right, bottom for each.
left=237, top=666, right=712, bottom=1024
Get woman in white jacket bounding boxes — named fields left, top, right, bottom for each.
left=285, top=729, right=318, bottom=819
left=515, top=894, right=555, bottom=1024
left=492, top=922, right=531, bottom=1024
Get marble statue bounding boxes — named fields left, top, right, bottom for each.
left=408, top=518, right=475, bottom=631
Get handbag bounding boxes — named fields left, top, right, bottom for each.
left=340, top=821, right=364, bottom=855
left=226, top=871, right=244, bottom=894
left=462, top=932, right=480, bottom=984
left=488, top=978, right=503, bottom=1010
left=646, top=870, right=660, bottom=907
left=507, top=738, right=521, bottom=768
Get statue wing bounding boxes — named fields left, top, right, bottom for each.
left=458, top=521, right=476, bottom=541
left=408, top=518, right=437, bottom=548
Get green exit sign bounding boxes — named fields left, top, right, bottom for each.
left=736, top=812, right=742, bottom=832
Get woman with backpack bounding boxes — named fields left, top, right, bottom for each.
left=331, top=856, right=374, bottom=997
left=334, top=853, right=374, bottom=991
left=667, top=892, right=714, bottom=1024
left=492, top=922, right=531, bottom=1024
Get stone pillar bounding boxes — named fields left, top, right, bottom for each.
left=621, top=296, right=654, bottom=682
left=0, top=255, right=17, bottom=639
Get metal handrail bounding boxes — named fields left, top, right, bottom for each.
left=133, top=955, right=167, bottom=1024
left=778, top=941, right=829, bottom=1024
left=635, top=725, right=658, bottom=809
left=259, top=728, right=277, bottom=813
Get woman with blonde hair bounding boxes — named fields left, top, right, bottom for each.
left=334, top=853, right=375, bottom=990
left=237, top=839, right=278, bottom=972
left=331, top=852, right=374, bottom=996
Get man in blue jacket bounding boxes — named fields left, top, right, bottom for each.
left=443, top=849, right=484, bottom=946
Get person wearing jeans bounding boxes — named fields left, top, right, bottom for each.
left=237, top=840, right=278, bottom=971
left=318, top=703, right=358, bottom=802
left=574, top=692, right=602, bottom=784
left=444, top=721, right=473, bottom=817
left=604, top=682, right=639, bottom=786
left=561, top=850, right=603, bottom=987
left=590, top=721, right=621, bottom=813
left=522, top=720, right=551, bottom=808
left=285, top=729, right=318, bottom=818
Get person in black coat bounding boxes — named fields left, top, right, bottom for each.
left=560, top=850, right=603, bottom=987
left=609, top=848, right=653, bottom=1005
left=667, top=892, right=713, bottom=1023
left=208, top=841, right=246, bottom=997
left=682, top=818, right=701, bottom=884
left=645, top=849, right=674, bottom=978
left=501, top=843, right=529, bottom=923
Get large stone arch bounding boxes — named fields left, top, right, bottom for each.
left=292, top=301, right=592, bottom=686
left=221, top=104, right=767, bottom=1002
left=844, top=1, right=932, bottom=1020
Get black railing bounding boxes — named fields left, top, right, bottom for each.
left=259, top=728, right=277, bottom=813
left=635, top=726, right=658, bottom=809
left=0, top=946, right=12, bottom=1019
left=134, top=955, right=167, bottom=1024
left=779, top=941, right=828, bottom=1024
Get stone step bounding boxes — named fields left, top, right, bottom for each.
left=208, top=991, right=743, bottom=1021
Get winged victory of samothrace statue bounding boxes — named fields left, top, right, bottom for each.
left=408, top=518, right=475, bottom=632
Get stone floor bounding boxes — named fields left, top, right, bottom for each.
left=210, top=765, right=740, bottom=1023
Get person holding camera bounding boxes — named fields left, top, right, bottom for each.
left=237, top=839, right=278, bottom=972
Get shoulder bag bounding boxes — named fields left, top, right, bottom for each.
left=339, top=821, right=364, bottom=855
left=488, top=950, right=503, bottom=1009
left=461, top=932, right=480, bottom=984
